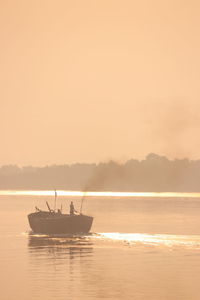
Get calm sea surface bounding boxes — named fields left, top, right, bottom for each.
left=1, top=192, right=200, bottom=300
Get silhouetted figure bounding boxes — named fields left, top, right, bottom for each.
left=70, top=201, right=77, bottom=215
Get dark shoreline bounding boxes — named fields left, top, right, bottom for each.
left=0, top=154, right=200, bottom=192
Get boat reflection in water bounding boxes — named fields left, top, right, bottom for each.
left=28, top=233, right=94, bottom=257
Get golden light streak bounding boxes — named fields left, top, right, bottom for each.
left=0, top=190, right=200, bottom=198
left=97, top=233, right=200, bottom=248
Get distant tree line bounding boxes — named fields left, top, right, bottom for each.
left=1, top=153, right=200, bottom=191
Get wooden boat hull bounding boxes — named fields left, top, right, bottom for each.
left=28, top=212, right=93, bottom=234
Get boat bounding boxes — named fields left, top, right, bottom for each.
left=28, top=192, right=93, bottom=234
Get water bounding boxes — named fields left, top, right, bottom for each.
left=1, top=192, right=200, bottom=299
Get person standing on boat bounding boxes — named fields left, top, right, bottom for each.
left=70, top=201, right=77, bottom=215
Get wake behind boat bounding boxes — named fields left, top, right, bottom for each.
left=28, top=193, right=93, bottom=234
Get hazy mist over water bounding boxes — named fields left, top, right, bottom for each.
left=2, top=192, right=200, bottom=299
left=2, top=0, right=200, bottom=299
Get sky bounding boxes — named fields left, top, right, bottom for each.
left=1, top=0, right=200, bottom=166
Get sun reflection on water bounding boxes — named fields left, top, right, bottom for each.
left=96, top=232, right=200, bottom=249
left=1, top=190, right=200, bottom=198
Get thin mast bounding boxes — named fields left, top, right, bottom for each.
left=54, top=190, right=57, bottom=211
left=80, top=192, right=86, bottom=214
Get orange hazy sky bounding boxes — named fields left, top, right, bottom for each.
left=1, top=0, right=200, bottom=166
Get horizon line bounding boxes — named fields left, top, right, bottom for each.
left=1, top=190, right=200, bottom=198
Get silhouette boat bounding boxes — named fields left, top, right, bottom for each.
left=28, top=193, right=93, bottom=234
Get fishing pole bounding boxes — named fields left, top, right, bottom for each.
left=80, top=191, right=86, bottom=214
